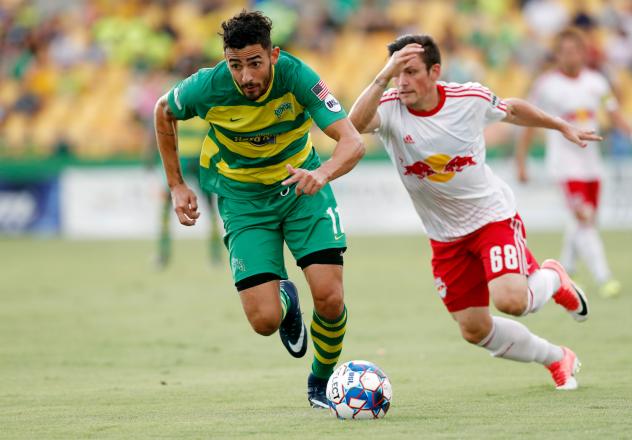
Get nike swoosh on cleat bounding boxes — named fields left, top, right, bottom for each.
left=309, top=398, right=329, bottom=409
left=288, top=323, right=306, bottom=353
left=575, top=287, right=588, bottom=316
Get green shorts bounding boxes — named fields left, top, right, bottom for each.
left=181, top=156, right=200, bottom=180
left=218, top=183, right=347, bottom=284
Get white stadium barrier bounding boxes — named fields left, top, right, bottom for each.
left=59, top=159, right=632, bottom=238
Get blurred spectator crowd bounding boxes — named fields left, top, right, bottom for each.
left=1, top=0, right=631, bottom=159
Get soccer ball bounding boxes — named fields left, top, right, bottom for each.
left=326, top=360, right=392, bottom=420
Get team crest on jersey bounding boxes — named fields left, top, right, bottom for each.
left=274, top=102, right=293, bottom=119
left=324, top=93, right=341, bottom=112
left=434, top=277, right=447, bottom=299
left=231, top=257, right=246, bottom=273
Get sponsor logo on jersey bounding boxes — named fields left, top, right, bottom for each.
left=233, top=134, right=277, bottom=146
left=402, top=154, right=477, bottom=183
left=403, top=134, right=415, bottom=144
left=324, top=93, right=341, bottom=112
left=311, top=79, right=329, bottom=100
left=274, top=102, right=293, bottom=119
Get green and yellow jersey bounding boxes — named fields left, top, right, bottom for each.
left=167, top=51, right=347, bottom=199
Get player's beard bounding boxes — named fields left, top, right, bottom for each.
left=241, top=66, right=272, bottom=100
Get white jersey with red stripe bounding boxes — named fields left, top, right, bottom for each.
left=376, top=81, right=516, bottom=242
left=529, top=69, right=618, bottom=181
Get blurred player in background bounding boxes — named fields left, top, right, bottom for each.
left=350, top=34, right=600, bottom=390
left=516, top=28, right=631, bottom=298
left=148, top=118, right=223, bottom=269
left=154, top=11, right=364, bottom=408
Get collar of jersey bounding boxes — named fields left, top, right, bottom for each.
left=407, top=84, right=446, bottom=117
left=231, top=65, right=276, bottom=103
left=557, top=68, right=583, bottom=80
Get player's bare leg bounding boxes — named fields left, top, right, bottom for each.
left=303, top=264, right=347, bottom=409
left=488, top=267, right=588, bottom=321
left=239, top=280, right=284, bottom=336
left=239, top=279, right=307, bottom=358
left=451, top=305, right=579, bottom=389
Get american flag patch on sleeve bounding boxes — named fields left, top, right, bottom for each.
left=311, top=79, right=329, bottom=101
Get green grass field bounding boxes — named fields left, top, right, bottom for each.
left=1, top=232, right=631, bottom=439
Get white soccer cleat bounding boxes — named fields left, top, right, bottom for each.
left=546, top=346, right=580, bottom=390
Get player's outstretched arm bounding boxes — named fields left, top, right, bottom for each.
left=282, top=118, right=364, bottom=195
left=349, top=43, right=424, bottom=133
left=154, top=94, right=200, bottom=226
left=503, top=98, right=602, bottom=148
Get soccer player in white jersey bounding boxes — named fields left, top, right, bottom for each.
left=517, top=28, right=632, bottom=298
left=349, top=34, right=602, bottom=390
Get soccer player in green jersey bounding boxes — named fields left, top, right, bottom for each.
left=153, top=10, right=364, bottom=408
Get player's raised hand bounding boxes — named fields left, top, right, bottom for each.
left=282, top=164, right=328, bottom=196
left=378, top=43, right=425, bottom=80
left=170, top=183, right=200, bottom=226
left=561, top=125, right=603, bottom=148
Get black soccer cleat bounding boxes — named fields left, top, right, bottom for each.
left=307, top=373, right=329, bottom=409
left=279, top=280, right=307, bottom=358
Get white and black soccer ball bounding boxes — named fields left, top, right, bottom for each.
left=326, top=360, right=392, bottom=420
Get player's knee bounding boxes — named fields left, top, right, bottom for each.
left=313, top=287, right=344, bottom=321
left=493, top=288, right=527, bottom=316
left=459, top=323, right=489, bottom=345
left=573, top=204, right=594, bottom=224
left=248, top=313, right=281, bottom=336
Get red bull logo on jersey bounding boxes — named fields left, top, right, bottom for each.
left=403, top=154, right=477, bottom=183
left=562, top=108, right=595, bottom=123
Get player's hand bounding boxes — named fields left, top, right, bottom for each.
left=560, top=124, right=603, bottom=148
left=281, top=164, right=328, bottom=196
left=377, top=43, right=425, bottom=82
left=170, top=183, right=200, bottom=226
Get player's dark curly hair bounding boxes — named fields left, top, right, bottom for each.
left=219, top=10, right=272, bottom=50
left=387, top=34, right=441, bottom=71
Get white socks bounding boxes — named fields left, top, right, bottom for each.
left=523, top=268, right=561, bottom=315
left=477, top=316, right=563, bottom=366
left=560, top=222, right=578, bottom=272
left=561, top=219, right=611, bottom=284
left=575, top=225, right=611, bottom=284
